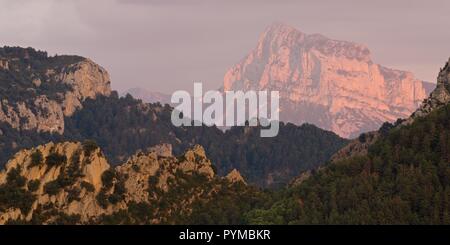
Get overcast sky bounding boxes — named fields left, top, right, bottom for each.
left=1, top=0, right=449, bottom=94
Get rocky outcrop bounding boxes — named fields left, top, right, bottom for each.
left=225, top=169, right=246, bottom=184
left=0, top=48, right=111, bottom=134
left=289, top=170, right=312, bottom=187
left=331, top=58, right=450, bottom=163
left=0, top=96, right=65, bottom=133
left=0, top=142, right=109, bottom=223
left=0, top=59, right=8, bottom=70
left=223, top=23, right=433, bottom=138
left=57, top=59, right=111, bottom=116
left=0, top=142, right=241, bottom=224
left=408, top=58, right=450, bottom=121
left=330, top=131, right=380, bottom=162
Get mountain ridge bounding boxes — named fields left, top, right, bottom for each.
left=0, top=46, right=348, bottom=188
left=0, top=46, right=111, bottom=134
left=0, top=141, right=249, bottom=224
left=223, top=23, right=435, bottom=138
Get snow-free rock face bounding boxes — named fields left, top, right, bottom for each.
left=331, top=58, right=450, bottom=163
left=224, top=23, right=434, bottom=138
left=225, top=169, right=246, bottom=184
left=0, top=142, right=110, bottom=224
left=0, top=47, right=111, bottom=134
left=409, top=58, right=450, bottom=121
left=0, top=142, right=242, bottom=224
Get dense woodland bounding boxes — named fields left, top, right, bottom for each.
left=0, top=91, right=347, bottom=187
left=2, top=47, right=449, bottom=224
left=1, top=47, right=347, bottom=187
left=4, top=101, right=449, bottom=224
left=242, top=103, right=450, bottom=224
left=63, top=93, right=348, bottom=187
left=0, top=47, right=83, bottom=103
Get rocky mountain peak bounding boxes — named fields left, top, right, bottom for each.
left=331, top=58, right=450, bottom=163
left=0, top=47, right=111, bottom=134
left=0, top=141, right=109, bottom=223
left=409, top=58, right=450, bottom=120
left=0, top=141, right=241, bottom=224
left=225, top=169, right=246, bottom=184
left=224, top=24, right=433, bottom=138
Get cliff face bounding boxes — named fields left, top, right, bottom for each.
left=224, top=23, right=434, bottom=138
left=331, top=57, right=450, bottom=162
left=408, top=58, right=450, bottom=121
left=0, top=47, right=111, bottom=134
left=0, top=142, right=243, bottom=224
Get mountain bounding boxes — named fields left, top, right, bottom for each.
left=246, top=58, right=450, bottom=225
left=0, top=47, right=111, bottom=134
left=0, top=142, right=261, bottom=224
left=3, top=56, right=449, bottom=224
left=62, top=94, right=348, bottom=187
left=121, top=88, right=171, bottom=105
left=223, top=23, right=435, bottom=138
left=331, top=58, right=450, bottom=163
left=0, top=46, right=347, bottom=188
left=409, top=58, right=450, bottom=121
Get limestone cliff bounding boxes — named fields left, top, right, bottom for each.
left=331, top=57, right=450, bottom=162
left=224, top=23, right=434, bottom=138
left=0, top=141, right=244, bottom=224
left=0, top=47, right=111, bottom=134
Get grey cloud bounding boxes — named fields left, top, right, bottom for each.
left=0, top=0, right=449, bottom=94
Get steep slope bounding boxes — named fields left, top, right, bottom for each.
left=224, top=23, right=434, bottom=138
left=0, top=46, right=347, bottom=188
left=408, top=58, right=450, bottom=121
left=0, top=142, right=255, bottom=224
left=247, top=59, right=450, bottom=224
left=62, top=94, right=348, bottom=187
left=331, top=58, right=450, bottom=162
left=0, top=46, right=111, bottom=134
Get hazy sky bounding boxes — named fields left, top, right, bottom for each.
left=1, top=0, right=449, bottom=94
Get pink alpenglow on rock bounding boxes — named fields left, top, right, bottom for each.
left=224, top=23, right=434, bottom=138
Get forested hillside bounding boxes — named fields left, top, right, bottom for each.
left=63, top=93, right=348, bottom=187
left=0, top=47, right=348, bottom=188
left=245, top=103, right=450, bottom=224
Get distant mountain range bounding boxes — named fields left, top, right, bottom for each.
left=1, top=53, right=449, bottom=224
left=121, top=88, right=171, bottom=105
left=126, top=24, right=436, bottom=139
left=223, top=23, right=435, bottom=138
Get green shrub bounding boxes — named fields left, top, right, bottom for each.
left=27, top=179, right=41, bottom=192
left=108, top=179, right=126, bottom=204
left=128, top=201, right=153, bottom=223
left=82, top=140, right=98, bottom=157
left=29, top=150, right=43, bottom=168
left=0, top=185, right=36, bottom=214
left=6, top=167, right=26, bottom=188
left=96, top=189, right=109, bottom=209
left=67, top=187, right=81, bottom=203
left=52, top=213, right=81, bottom=225
left=148, top=175, right=159, bottom=187
left=44, top=180, right=61, bottom=196
left=101, top=169, right=116, bottom=189
left=81, top=181, right=95, bottom=193
left=45, top=152, right=67, bottom=167
left=132, top=164, right=140, bottom=172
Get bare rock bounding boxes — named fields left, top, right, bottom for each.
left=0, top=57, right=111, bottom=134
left=224, top=23, right=432, bottom=138
left=226, top=169, right=246, bottom=184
